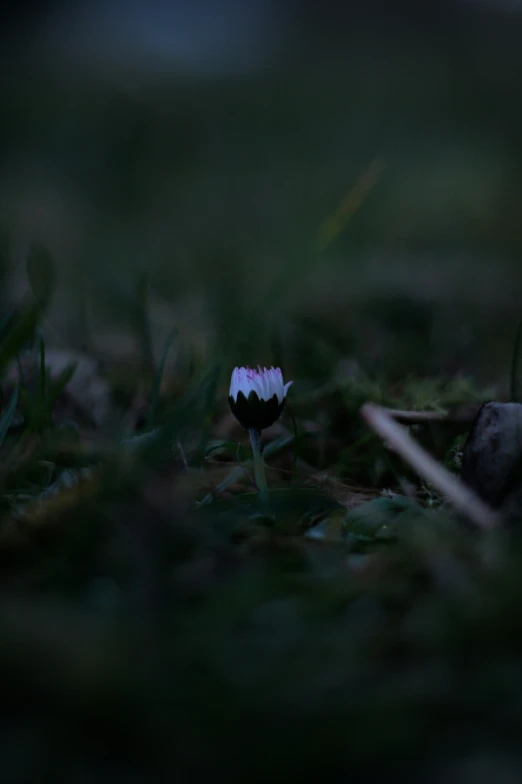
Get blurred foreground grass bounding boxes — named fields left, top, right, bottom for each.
left=0, top=238, right=519, bottom=782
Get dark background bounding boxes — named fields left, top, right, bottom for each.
left=1, top=0, right=521, bottom=385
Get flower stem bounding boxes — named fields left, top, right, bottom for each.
left=249, top=428, right=270, bottom=513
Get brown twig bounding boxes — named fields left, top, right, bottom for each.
left=360, top=403, right=500, bottom=530
left=384, top=405, right=480, bottom=425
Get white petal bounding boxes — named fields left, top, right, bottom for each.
left=232, top=365, right=292, bottom=405
left=255, top=367, right=266, bottom=400
left=229, top=367, right=240, bottom=400
left=268, top=367, right=283, bottom=403
left=252, top=370, right=266, bottom=401
left=237, top=367, right=254, bottom=399
left=274, top=375, right=283, bottom=403
left=262, top=367, right=273, bottom=400
left=247, top=370, right=258, bottom=396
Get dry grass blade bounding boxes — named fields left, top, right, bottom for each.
left=316, top=159, right=386, bottom=249
left=360, top=403, right=501, bottom=530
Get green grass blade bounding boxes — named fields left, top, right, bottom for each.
left=193, top=360, right=223, bottom=466
left=0, top=300, right=42, bottom=377
left=146, top=327, right=178, bottom=431
left=0, top=384, right=19, bottom=447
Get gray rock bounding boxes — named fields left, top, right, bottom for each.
left=461, top=402, right=522, bottom=523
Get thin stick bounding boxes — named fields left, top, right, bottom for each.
left=384, top=407, right=479, bottom=425
left=360, top=403, right=501, bottom=530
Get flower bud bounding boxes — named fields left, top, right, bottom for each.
left=228, top=366, right=293, bottom=430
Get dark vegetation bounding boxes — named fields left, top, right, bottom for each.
left=1, top=2, right=522, bottom=780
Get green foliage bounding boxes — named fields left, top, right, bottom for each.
left=0, top=384, right=19, bottom=447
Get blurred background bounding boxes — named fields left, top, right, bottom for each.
left=2, top=0, right=522, bottom=384
left=3, top=3, right=522, bottom=781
